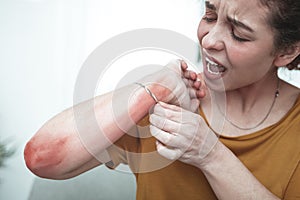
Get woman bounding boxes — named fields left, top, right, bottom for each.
left=24, top=0, right=300, bottom=199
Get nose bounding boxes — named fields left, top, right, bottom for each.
left=200, top=25, right=225, bottom=51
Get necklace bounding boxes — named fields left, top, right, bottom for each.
left=217, top=79, right=280, bottom=131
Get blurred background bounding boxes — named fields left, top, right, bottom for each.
left=0, top=0, right=203, bottom=199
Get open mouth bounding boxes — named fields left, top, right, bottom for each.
left=205, top=57, right=227, bottom=75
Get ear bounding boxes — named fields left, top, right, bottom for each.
left=273, top=42, right=300, bottom=67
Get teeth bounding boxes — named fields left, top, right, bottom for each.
left=205, top=57, right=226, bottom=75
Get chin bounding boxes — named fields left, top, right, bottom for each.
left=204, top=75, right=227, bottom=93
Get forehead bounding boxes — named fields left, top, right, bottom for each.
left=207, top=0, right=269, bottom=27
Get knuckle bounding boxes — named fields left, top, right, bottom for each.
left=163, top=134, right=172, bottom=145
left=176, top=123, right=184, bottom=133
left=164, top=110, right=172, bottom=118
left=159, top=119, right=166, bottom=129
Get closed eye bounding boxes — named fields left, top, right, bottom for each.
left=231, top=28, right=250, bottom=42
left=203, top=16, right=217, bottom=23
left=230, top=29, right=250, bottom=42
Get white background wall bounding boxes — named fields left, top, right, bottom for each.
left=0, top=0, right=203, bottom=199
left=1, top=0, right=299, bottom=200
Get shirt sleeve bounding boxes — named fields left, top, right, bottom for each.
left=283, top=161, right=300, bottom=200
left=105, top=125, right=141, bottom=169
left=105, top=141, right=128, bottom=169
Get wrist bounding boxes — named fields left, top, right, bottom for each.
left=147, top=82, right=171, bottom=102
left=198, top=140, right=227, bottom=171
left=134, top=82, right=159, bottom=103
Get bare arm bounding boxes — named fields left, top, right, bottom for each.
left=200, top=141, right=280, bottom=200
left=24, top=84, right=159, bottom=179
left=24, top=60, right=200, bottom=180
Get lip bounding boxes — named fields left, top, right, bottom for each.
left=202, top=52, right=227, bottom=80
left=205, top=53, right=223, bottom=67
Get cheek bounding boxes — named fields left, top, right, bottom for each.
left=225, top=46, right=276, bottom=85
left=228, top=47, right=247, bottom=65
left=229, top=45, right=272, bottom=69
left=197, top=20, right=207, bottom=44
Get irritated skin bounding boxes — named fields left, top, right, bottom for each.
left=24, top=135, right=69, bottom=177
left=23, top=60, right=200, bottom=180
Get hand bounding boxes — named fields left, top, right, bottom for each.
left=149, top=101, right=219, bottom=168
left=138, top=59, right=205, bottom=112
left=180, top=60, right=206, bottom=99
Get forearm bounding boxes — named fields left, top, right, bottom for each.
left=24, top=82, right=165, bottom=178
left=199, top=141, right=280, bottom=200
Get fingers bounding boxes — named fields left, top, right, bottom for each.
left=180, top=60, right=188, bottom=71
left=180, top=60, right=197, bottom=80
left=150, top=102, right=197, bottom=125
left=183, top=78, right=199, bottom=91
left=151, top=101, right=182, bottom=116
left=150, top=102, right=209, bottom=162
left=150, top=125, right=181, bottom=148
left=165, top=59, right=199, bottom=81
left=156, top=141, right=182, bottom=160
left=196, top=89, right=206, bottom=99
left=192, top=74, right=206, bottom=98
left=168, top=59, right=205, bottom=95
left=183, top=70, right=197, bottom=81
left=188, top=88, right=197, bottom=99
left=182, top=72, right=202, bottom=99
left=159, top=101, right=182, bottom=111
left=180, top=60, right=206, bottom=99
left=149, top=103, right=187, bottom=135
left=197, top=74, right=207, bottom=93
left=149, top=112, right=181, bottom=133
left=193, top=78, right=201, bottom=89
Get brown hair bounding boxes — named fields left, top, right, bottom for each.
left=259, top=0, right=300, bottom=70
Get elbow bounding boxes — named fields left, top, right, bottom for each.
left=24, top=135, right=69, bottom=179
left=24, top=140, right=46, bottom=178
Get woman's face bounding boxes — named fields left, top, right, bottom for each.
left=198, top=0, right=277, bottom=91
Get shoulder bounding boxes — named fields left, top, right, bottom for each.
left=269, top=82, right=300, bottom=128
left=278, top=85, right=300, bottom=122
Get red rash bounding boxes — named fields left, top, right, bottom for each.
left=24, top=136, right=69, bottom=175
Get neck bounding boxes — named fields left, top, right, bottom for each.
left=207, top=71, right=279, bottom=133
left=225, top=72, right=279, bottom=113
left=201, top=71, right=299, bottom=136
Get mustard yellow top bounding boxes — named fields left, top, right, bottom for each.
left=107, top=95, right=300, bottom=200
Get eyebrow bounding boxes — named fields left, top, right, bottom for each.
left=227, top=16, right=254, bottom=33
left=205, top=1, right=216, bottom=11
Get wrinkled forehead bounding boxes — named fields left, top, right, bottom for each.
left=206, top=0, right=270, bottom=27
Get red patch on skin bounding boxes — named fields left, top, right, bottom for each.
left=24, top=135, right=69, bottom=174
